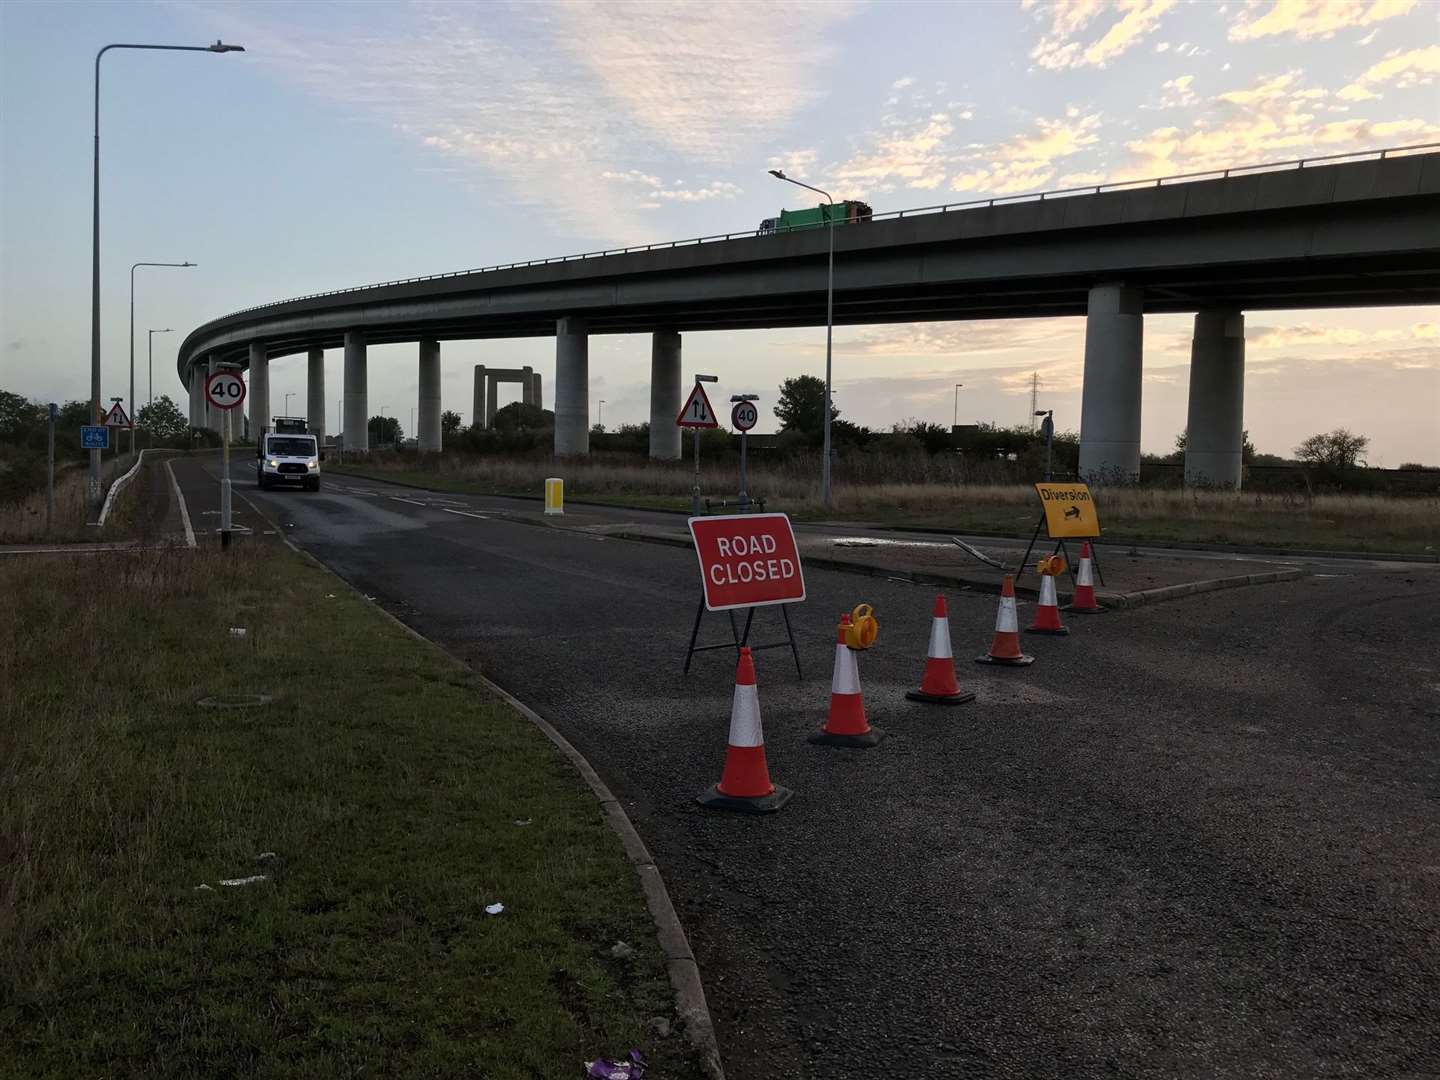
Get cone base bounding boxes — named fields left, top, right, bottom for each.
left=1063, top=604, right=1105, bottom=614
left=905, top=689, right=977, bottom=705
left=976, top=653, right=1035, bottom=666
left=1025, top=625, right=1070, bottom=636
left=808, top=726, right=884, bottom=747
left=697, top=784, right=793, bottom=814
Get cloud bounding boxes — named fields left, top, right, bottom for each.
left=1147, top=74, right=1200, bottom=109
left=171, top=1, right=852, bottom=244
left=805, top=319, right=1087, bottom=362
left=950, top=112, right=1102, bottom=194
left=831, top=113, right=957, bottom=196
left=1025, top=0, right=1176, bottom=70
left=1337, top=44, right=1440, bottom=100
left=767, top=149, right=819, bottom=181
left=1249, top=321, right=1438, bottom=349
left=1228, top=0, right=1417, bottom=42
left=646, top=181, right=742, bottom=203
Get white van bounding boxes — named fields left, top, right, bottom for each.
left=256, top=430, right=321, bottom=491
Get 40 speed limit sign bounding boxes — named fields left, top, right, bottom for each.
left=205, top=370, right=247, bottom=410
left=731, top=399, right=758, bottom=432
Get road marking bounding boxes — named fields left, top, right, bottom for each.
left=443, top=508, right=491, bottom=521
left=389, top=496, right=426, bottom=507
left=164, top=458, right=196, bottom=549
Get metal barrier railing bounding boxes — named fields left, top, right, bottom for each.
left=210, top=142, right=1439, bottom=322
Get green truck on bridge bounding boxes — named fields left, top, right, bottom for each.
left=758, top=200, right=873, bottom=234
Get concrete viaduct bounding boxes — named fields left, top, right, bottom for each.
left=178, top=148, right=1440, bottom=487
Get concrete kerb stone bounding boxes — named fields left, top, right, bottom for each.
left=234, top=486, right=726, bottom=1080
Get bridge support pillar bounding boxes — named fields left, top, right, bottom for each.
left=521, top=366, right=535, bottom=406
left=188, top=368, right=203, bottom=428
left=418, top=339, right=442, bottom=452
left=486, top=377, right=499, bottom=430
left=554, top=317, right=589, bottom=456
left=472, top=365, right=487, bottom=428
left=1078, top=283, right=1144, bottom=483
left=1185, top=310, right=1245, bottom=490
left=307, top=347, right=326, bottom=445
left=531, top=371, right=543, bottom=409
left=649, top=330, right=682, bottom=460
left=206, top=356, right=222, bottom=434
left=248, top=342, right=270, bottom=441
left=343, top=329, right=368, bottom=452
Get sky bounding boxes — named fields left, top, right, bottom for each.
left=1, top=0, right=1437, bottom=464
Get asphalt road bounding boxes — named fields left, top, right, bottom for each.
left=172, top=458, right=1440, bottom=1079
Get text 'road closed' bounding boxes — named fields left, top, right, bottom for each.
left=689, top=513, right=807, bottom=611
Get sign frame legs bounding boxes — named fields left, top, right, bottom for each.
left=683, top=596, right=802, bottom=678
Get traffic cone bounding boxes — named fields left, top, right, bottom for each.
left=905, top=594, right=976, bottom=704
left=698, top=647, right=793, bottom=813
left=976, top=575, right=1035, bottom=666
left=1066, top=541, right=1104, bottom=613
left=810, top=614, right=883, bottom=746
left=1025, top=573, right=1069, bottom=635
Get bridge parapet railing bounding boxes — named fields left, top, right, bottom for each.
left=214, top=142, right=1439, bottom=321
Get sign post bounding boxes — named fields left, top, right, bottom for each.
left=204, top=369, right=247, bottom=548
left=677, top=375, right=719, bottom=516
left=46, top=403, right=57, bottom=533
left=730, top=395, right=759, bottom=512
left=684, top=512, right=805, bottom=676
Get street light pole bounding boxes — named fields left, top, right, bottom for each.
left=769, top=169, right=836, bottom=509
left=91, top=39, right=244, bottom=512
left=147, top=327, right=173, bottom=411
left=131, top=262, right=193, bottom=450
left=953, top=383, right=964, bottom=428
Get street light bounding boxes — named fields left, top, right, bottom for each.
left=131, top=261, right=193, bottom=450
left=147, top=328, right=173, bottom=410
left=90, top=39, right=245, bottom=511
left=769, top=168, right=836, bottom=509
left=1035, top=410, right=1055, bottom=481
left=953, top=383, right=964, bottom=429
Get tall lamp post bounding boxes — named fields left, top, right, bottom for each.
left=90, top=39, right=245, bottom=510
left=147, top=327, right=172, bottom=410
left=131, top=261, right=193, bottom=450
left=953, top=383, right=964, bottom=428
left=769, top=168, right=836, bottom=509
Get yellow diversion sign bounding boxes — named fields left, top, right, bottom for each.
left=1035, top=482, right=1101, bottom=538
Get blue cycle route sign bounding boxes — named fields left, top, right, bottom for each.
left=81, top=425, right=109, bottom=450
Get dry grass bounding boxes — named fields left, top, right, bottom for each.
left=341, top=453, right=1440, bottom=554
left=0, top=453, right=140, bottom=543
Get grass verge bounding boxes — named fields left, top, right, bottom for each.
left=333, top=459, right=1440, bottom=555
left=1, top=544, right=697, bottom=1078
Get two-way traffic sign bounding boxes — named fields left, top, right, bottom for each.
left=103, top=402, right=131, bottom=428
left=676, top=382, right=719, bottom=429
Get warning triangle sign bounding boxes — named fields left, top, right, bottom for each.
left=103, top=402, right=131, bottom=428
left=676, top=383, right=719, bottom=429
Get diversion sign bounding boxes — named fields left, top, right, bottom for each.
left=689, top=513, right=806, bottom=611
left=1035, top=482, right=1101, bottom=538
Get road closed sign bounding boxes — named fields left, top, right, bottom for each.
left=689, top=513, right=806, bottom=611
left=1035, top=482, right=1101, bottom=538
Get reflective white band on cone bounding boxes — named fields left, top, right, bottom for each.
left=928, top=617, right=953, bottom=659
left=831, top=643, right=861, bottom=695
left=996, top=595, right=1019, bottom=633
left=1039, top=576, right=1058, bottom=607
left=728, top=684, right=764, bottom=748
left=1077, top=558, right=1093, bottom=587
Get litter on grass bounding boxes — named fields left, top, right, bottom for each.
left=513, top=818, right=532, bottom=826
left=254, top=851, right=278, bottom=863
left=485, top=902, right=504, bottom=916
left=219, top=875, right=268, bottom=887
left=193, top=884, right=215, bottom=892
left=609, top=941, right=636, bottom=961
left=585, top=1050, right=645, bottom=1079
left=228, top=627, right=247, bottom=638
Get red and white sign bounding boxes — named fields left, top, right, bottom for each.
left=205, top=370, right=246, bottom=411
left=102, top=402, right=131, bottom=428
left=676, top=383, right=718, bottom=429
left=689, top=513, right=806, bottom=611
left=731, top=400, right=758, bottom=432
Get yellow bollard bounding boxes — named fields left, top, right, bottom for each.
left=544, top=477, right=564, bottom=515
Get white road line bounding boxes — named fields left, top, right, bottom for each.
left=164, top=459, right=197, bottom=549
left=389, top=496, right=426, bottom=507
left=442, top=508, right=491, bottom=521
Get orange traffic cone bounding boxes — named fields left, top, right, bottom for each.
left=977, top=575, right=1035, bottom=666
left=1066, top=541, right=1104, bottom=613
left=906, top=594, right=976, bottom=704
left=1026, top=573, right=1069, bottom=635
left=810, top=614, right=883, bottom=746
left=698, top=647, right=793, bottom=813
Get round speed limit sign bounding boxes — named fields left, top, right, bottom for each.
left=204, top=370, right=247, bottom=411
left=731, top=400, right=758, bottom=432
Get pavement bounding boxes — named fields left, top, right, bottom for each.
left=167, top=456, right=1440, bottom=1079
